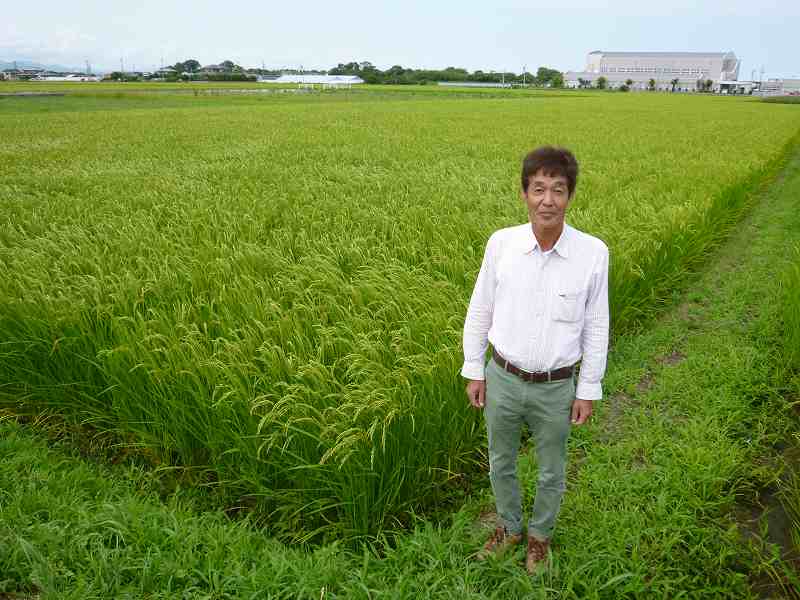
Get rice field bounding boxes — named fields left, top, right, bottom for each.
left=1, top=85, right=799, bottom=541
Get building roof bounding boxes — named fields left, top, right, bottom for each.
left=590, top=51, right=735, bottom=59
left=271, top=74, right=364, bottom=84
left=35, top=74, right=99, bottom=81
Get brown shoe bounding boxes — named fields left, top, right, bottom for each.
left=525, top=536, right=550, bottom=574
left=476, top=526, right=523, bottom=560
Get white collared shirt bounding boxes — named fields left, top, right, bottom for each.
left=461, top=222, right=609, bottom=400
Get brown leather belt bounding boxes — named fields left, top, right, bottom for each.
left=492, top=348, right=575, bottom=383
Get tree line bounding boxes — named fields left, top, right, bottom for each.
left=328, top=62, right=563, bottom=86
left=106, top=58, right=564, bottom=86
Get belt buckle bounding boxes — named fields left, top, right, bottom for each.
left=520, top=366, right=542, bottom=383
left=517, top=364, right=534, bottom=382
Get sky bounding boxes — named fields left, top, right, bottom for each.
left=3, top=0, right=799, bottom=79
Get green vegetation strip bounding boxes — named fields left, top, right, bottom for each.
left=3, top=139, right=800, bottom=600
left=781, top=245, right=800, bottom=370
left=764, top=96, right=800, bottom=104
left=778, top=242, right=800, bottom=566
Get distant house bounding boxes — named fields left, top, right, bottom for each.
left=156, top=67, right=177, bottom=77
left=200, top=64, right=227, bottom=74
left=2, top=68, right=44, bottom=80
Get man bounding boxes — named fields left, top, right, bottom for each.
left=462, top=145, right=609, bottom=574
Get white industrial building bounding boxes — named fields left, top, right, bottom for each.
left=264, top=74, right=364, bottom=88
left=565, top=51, right=740, bottom=92
left=32, top=73, right=100, bottom=82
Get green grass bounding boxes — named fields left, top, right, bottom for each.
left=2, top=89, right=800, bottom=542
left=0, top=81, right=574, bottom=103
left=764, top=96, right=800, bottom=104
left=0, top=80, right=297, bottom=93
left=3, top=137, right=800, bottom=599
left=777, top=240, right=800, bottom=591
left=780, top=246, right=800, bottom=370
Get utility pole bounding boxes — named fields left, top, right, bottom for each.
left=85, top=59, right=91, bottom=75
left=522, top=65, right=526, bottom=86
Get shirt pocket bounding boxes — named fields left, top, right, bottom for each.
left=553, top=288, right=586, bottom=323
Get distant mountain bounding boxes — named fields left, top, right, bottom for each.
left=0, top=59, right=95, bottom=73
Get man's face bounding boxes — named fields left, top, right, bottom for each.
left=521, top=170, right=572, bottom=231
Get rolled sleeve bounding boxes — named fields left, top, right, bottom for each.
left=460, top=360, right=487, bottom=381
left=576, top=380, right=603, bottom=401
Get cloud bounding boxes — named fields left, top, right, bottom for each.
left=0, top=23, right=99, bottom=64
left=49, top=26, right=98, bottom=53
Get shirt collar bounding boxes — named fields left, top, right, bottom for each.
left=523, top=223, right=571, bottom=258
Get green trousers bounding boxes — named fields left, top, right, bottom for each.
left=484, top=358, right=575, bottom=541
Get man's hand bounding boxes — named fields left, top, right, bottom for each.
left=466, top=379, right=486, bottom=409
left=571, top=399, right=593, bottom=425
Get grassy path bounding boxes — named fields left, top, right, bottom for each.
left=2, top=146, right=800, bottom=598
